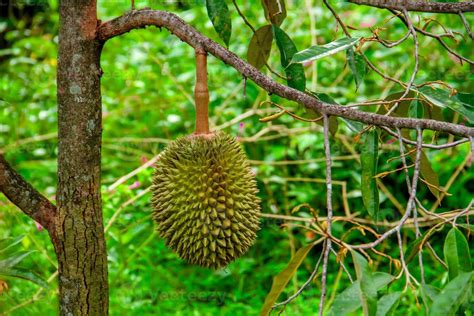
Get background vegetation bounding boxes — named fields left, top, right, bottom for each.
left=0, top=0, right=472, bottom=315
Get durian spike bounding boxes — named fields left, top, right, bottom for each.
left=194, top=48, right=210, bottom=134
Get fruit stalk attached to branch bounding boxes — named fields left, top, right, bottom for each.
left=150, top=49, right=261, bottom=269
left=194, top=48, right=210, bottom=134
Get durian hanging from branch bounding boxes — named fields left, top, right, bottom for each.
left=151, top=48, right=261, bottom=269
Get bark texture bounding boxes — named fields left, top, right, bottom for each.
left=55, top=0, right=108, bottom=314
left=348, top=0, right=474, bottom=14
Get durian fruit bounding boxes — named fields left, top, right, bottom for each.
left=151, top=131, right=260, bottom=269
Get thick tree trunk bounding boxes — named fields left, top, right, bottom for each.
left=55, top=0, right=109, bottom=314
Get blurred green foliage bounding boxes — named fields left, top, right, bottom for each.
left=0, top=0, right=472, bottom=315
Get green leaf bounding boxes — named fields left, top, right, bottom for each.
left=443, top=227, right=472, bottom=280
left=260, top=243, right=316, bottom=315
left=0, top=267, right=48, bottom=288
left=0, top=235, right=25, bottom=254
left=352, top=251, right=374, bottom=316
left=328, top=281, right=362, bottom=316
left=456, top=92, right=474, bottom=108
left=376, top=292, right=402, bottom=316
left=429, top=272, right=473, bottom=316
left=206, top=0, right=232, bottom=47
left=409, top=99, right=424, bottom=119
left=420, top=284, right=441, bottom=312
left=291, top=37, right=360, bottom=64
left=347, top=48, right=366, bottom=90
left=273, top=25, right=306, bottom=91
left=360, top=129, right=380, bottom=220
left=0, top=251, right=34, bottom=270
left=404, top=229, right=435, bottom=264
left=351, top=251, right=394, bottom=316
left=417, top=87, right=474, bottom=123
left=247, top=25, right=273, bottom=70
left=261, top=0, right=287, bottom=26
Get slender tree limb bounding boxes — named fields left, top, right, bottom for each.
left=318, top=114, right=333, bottom=315
left=459, top=12, right=474, bottom=40
left=0, top=154, right=56, bottom=232
left=97, top=9, right=474, bottom=137
left=348, top=0, right=474, bottom=14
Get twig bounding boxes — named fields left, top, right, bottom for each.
left=391, top=9, right=473, bottom=64
left=452, top=199, right=474, bottom=225
left=104, top=187, right=151, bottom=233
left=385, top=9, right=419, bottom=116
left=318, top=114, right=333, bottom=315
left=381, top=126, right=469, bottom=150
left=107, top=154, right=160, bottom=192
left=330, top=248, right=353, bottom=283
left=349, top=128, right=423, bottom=249
left=323, top=0, right=351, bottom=37
left=459, top=12, right=474, bottom=40
left=273, top=238, right=325, bottom=308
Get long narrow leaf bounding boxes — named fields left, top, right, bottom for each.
left=417, top=87, right=474, bottom=123
left=273, top=26, right=306, bottom=91
left=0, top=267, right=48, bottom=288
left=0, top=235, right=25, bottom=254
left=360, top=129, right=379, bottom=220
left=260, top=243, right=316, bottom=315
left=291, top=37, right=360, bottom=64
left=0, top=251, right=34, bottom=270
left=206, top=0, right=232, bottom=47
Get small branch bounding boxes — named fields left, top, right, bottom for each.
left=391, top=9, right=473, bottom=64
left=273, top=239, right=324, bottom=309
left=0, top=155, right=56, bottom=232
left=323, top=0, right=351, bottom=37
left=348, top=0, right=474, bottom=14
left=318, top=114, right=333, bottom=315
left=350, top=128, right=423, bottom=250
left=386, top=9, right=419, bottom=116
left=380, top=126, right=469, bottom=149
left=459, top=12, right=474, bottom=40
left=97, top=9, right=474, bottom=137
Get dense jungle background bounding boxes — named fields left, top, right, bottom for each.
left=0, top=0, right=473, bottom=315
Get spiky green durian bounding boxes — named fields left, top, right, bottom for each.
left=151, top=131, right=260, bottom=269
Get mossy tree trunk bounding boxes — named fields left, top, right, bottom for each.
left=55, top=0, right=109, bottom=314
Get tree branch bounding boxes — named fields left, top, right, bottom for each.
left=0, top=155, right=56, bottom=232
left=97, top=9, right=474, bottom=137
left=348, top=0, right=474, bottom=14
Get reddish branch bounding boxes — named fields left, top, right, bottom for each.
left=0, top=155, right=56, bottom=231
left=97, top=9, right=474, bottom=137
left=348, top=0, right=474, bottom=14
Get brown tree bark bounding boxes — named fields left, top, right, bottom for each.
left=55, top=0, right=108, bottom=314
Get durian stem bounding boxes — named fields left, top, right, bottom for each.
left=194, top=49, right=210, bottom=134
